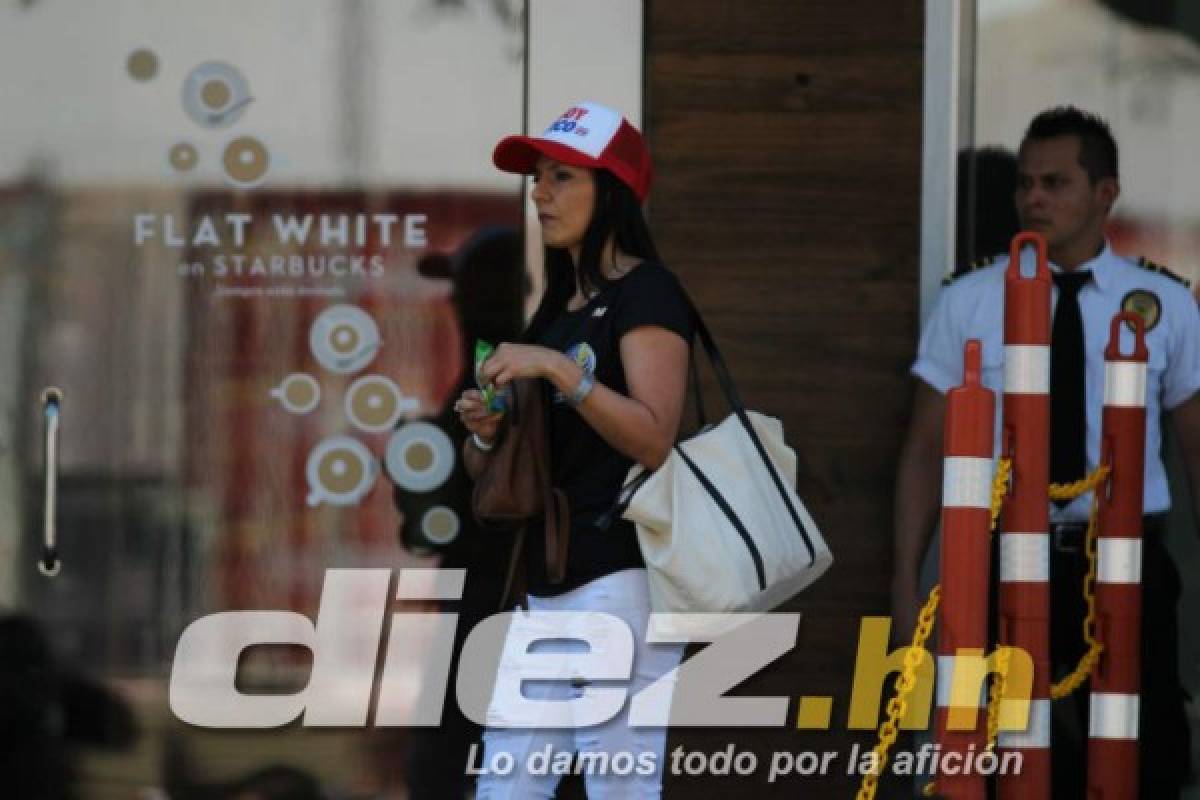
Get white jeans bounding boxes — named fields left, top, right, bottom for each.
left=474, top=568, right=685, bottom=799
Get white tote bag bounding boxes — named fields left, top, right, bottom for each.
left=602, top=304, right=832, bottom=629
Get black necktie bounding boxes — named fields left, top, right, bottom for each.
left=1050, top=270, right=1091, bottom=501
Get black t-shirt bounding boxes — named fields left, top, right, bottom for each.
left=526, top=261, right=693, bottom=596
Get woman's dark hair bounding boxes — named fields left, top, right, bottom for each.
left=523, top=168, right=661, bottom=342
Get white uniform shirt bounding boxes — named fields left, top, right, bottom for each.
left=913, top=243, right=1200, bottom=522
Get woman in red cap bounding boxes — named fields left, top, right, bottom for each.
left=454, top=101, right=691, bottom=798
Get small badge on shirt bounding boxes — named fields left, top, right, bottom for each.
left=592, top=306, right=608, bottom=317
left=1121, top=289, right=1161, bottom=333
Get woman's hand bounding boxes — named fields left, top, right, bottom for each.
left=477, top=343, right=566, bottom=388
left=453, top=389, right=503, bottom=444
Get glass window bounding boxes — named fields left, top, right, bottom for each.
left=0, top=2, right=639, bottom=795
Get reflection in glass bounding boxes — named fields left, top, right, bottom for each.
left=0, top=1, right=525, bottom=796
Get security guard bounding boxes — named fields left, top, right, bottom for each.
left=892, top=107, right=1200, bottom=797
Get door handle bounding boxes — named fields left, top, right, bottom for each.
left=39, top=388, right=62, bottom=576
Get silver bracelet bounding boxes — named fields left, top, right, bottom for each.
left=471, top=432, right=496, bottom=452
left=567, top=372, right=595, bottom=407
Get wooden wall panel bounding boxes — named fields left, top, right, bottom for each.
left=646, top=2, right=924, bottom=797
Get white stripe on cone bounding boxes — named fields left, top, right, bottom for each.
left=1004, top=345, right=1050, bottom=394
left=997, top=697, right=1051, bottom=749
left=1103, top=362, right=1148, bottom=408
left=936, top=655, right=988, bottom=709
left=1096, top=538, right=1143, bottom=585
left=943, top=456, right=993, bottom=510
left=1089, top=692, right=1140, bottom=740
left=999, top=532, right=1050, bottom=583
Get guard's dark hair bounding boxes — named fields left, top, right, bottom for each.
left=1022, top=106, right=1119, bottom=184
left=524, top=168, right=661, bottom=342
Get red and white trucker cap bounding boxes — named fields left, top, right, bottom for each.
left=493, top=101, right=653, bottom=201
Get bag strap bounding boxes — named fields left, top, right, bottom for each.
left=595, top=296, right=749, bottom=530
left=498, top=526, right=526, bottom=610
left=599, top=290, right=817, bottom=562
left=507, top=375, right=521, bottom=427
left=686, top=304, right=742, bottom=405
left=688, top=349, right=708, bottom=430
left=680, top=293, right=817, bottom=561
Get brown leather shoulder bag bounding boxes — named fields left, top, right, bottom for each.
left=471, top=377, right=569, bottom=585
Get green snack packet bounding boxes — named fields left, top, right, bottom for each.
left=474, top=340, right=508, bottom=413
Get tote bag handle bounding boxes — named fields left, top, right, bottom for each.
left=601, top=291, right=817, bottom=562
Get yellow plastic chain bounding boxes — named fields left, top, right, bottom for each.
left=1048, top=465, right=1110, bottom=699
left=856, top=584, right=941, bottom=800
left=985, top=638, right=1013, bottom=749
left=989, top=458, right=1012, bottom=532
left=860, top=459, right=1011, bottom=800
left=1047, top=466, right=1109, bottom=505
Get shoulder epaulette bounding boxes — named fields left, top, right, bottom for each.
left=942, top=254, right=997, bottom=286
left=1136, top=256, right=1191, bottom=289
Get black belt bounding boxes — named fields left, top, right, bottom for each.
left=1049, top=521, right=1088, bottom=552
left=1050, top=513, right=1167, bottom=553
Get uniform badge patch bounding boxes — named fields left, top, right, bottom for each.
left=1121, top=289, right=1161, bottom=332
